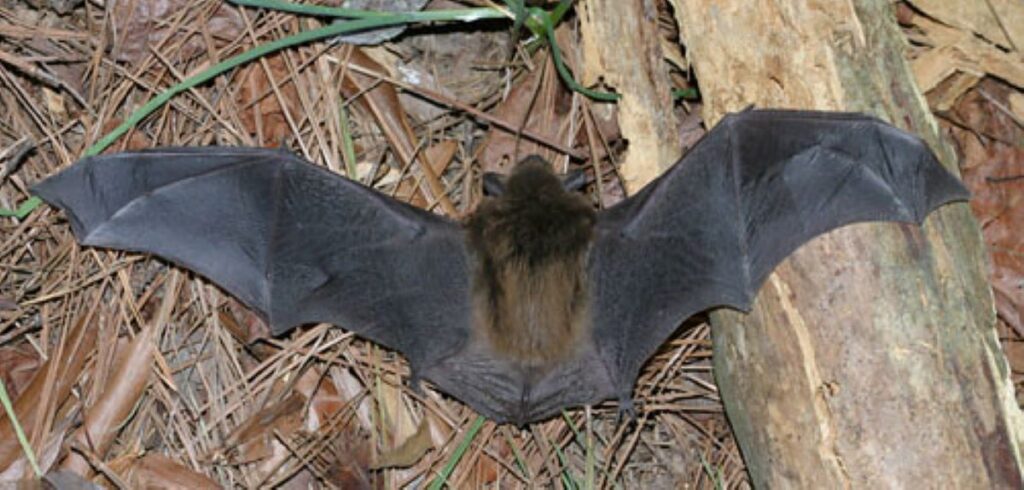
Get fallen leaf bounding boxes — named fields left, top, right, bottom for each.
left=905, top=8, right=1024, bottom=100
left=341, top=47, right=455, bottom=214
left=61, top=325, right=156, bottom=475
left=478, top=49, right=573, bottom=173
left=216, top=391, right=306, bottom=464
left=118, top=453, right=220, bottom=489
left=371, top=415, right=433, bottom=469
left=44, top=470, right=103, bottom=490
left=905, top=0, right=1014, bottom=48
left=0, top=312, right=97, bottom=472
left=945, top=80, right=1024, bottom=337
left=100, top=119, right=152, bottom=152
left=235, top=53, right=301, bottom=148
left=0, top=344, right=41, bottom=401
left=108, top=0, right=244, bottom=64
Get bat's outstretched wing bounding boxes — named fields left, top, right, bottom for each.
left=34, top=147, right=472, bottom=368
left=588, top=110, right=969, bottom=398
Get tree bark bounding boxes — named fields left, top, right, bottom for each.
left=669, top=0, right=1024, bottom=486
left=578, top=0, right=680, bottom=193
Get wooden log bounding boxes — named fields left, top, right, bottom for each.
left=666, top=0, right=1024, bottom=486
left=578, top=0, right=680, bottom=193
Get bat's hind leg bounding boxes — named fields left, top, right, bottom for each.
left=408, top=367, right=426, bottom=396
left=616, top=395, right=637, bottom=425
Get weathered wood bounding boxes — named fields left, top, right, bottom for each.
left=668, top=0, right=1024, bottom=486
left=578, top=0, right=680, bottom=193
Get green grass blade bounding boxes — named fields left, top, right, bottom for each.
left=231, top=0, right=391, bottom=18
left=700, top=454, right=725, bottom=490
left=0, top=378, right=42, bottom=477
left=552, top=440, right=580, bottom=490
left=534, top=5, right=620, bottom=102
left=231, top=0, right=502, bottom=23
left=83, top=12, right=501, bottom=159
left=337, top=103, right=358, bottom=179
left=428, top=415, right=485, bottom=489
left=3, top=8, right=505, bottom=219
left=0, top=196, right=41, bottom=219
left=501, top=428, right=532, bottom=480
left=673, top=87, right=700, bottom=100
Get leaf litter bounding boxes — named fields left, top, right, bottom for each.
left=0, top=0, right=1019, bottom=488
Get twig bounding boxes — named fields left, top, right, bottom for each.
left=0, top=49, right=88, bottom=108
left=0, top=137, right=35, bottom=183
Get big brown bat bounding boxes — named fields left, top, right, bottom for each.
left=33, top=110, right=968, bottom=425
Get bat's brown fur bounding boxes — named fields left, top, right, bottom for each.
left=466, top=157, right=596, bottom=365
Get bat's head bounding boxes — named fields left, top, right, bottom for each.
left=482, top=156, right=588, bottom=199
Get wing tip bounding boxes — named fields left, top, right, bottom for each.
left=915, top=182, right=970, bottom=224
left=32, top=172, right=93, bottom=242
left=863, top=118, right=972, bottom=223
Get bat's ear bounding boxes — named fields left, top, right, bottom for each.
left=483, top=172, right=507, bottom=197
left=561, top=169, right=588, bottom=193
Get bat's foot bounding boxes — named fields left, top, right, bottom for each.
left=616, top=396, right=637, bottom=426
left=408, top=370, right=426, bottom=397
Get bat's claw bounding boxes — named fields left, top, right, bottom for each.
left=616, top=396, right=637, bottom=426
left=408, top=370, right=426, bottom=397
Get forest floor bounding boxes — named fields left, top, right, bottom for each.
left=0, top=0, right=1020, bottom=488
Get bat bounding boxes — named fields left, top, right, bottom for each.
left=33, top=110, right=969, bottom=425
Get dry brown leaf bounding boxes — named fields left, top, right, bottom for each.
left=478, top=50, right=572, bottom=173
left=0, top=423, right=70, bottom=484
left=278, top=359, right=378, bottom=487
left=323, top=426, right=373, bottom=490
left=473, top=438, right=506, bottom=486
left=341, top=47, right=455, bottom=214
left=946, top=80, right=1024, bottom=335
left=236, top=53, right=302, bottom=148
left=0, top=343, right=41, bottom=400
left=61, top=325, right=155, bottom=475
left=395, top=139, right=458, bottom=213
left=294, top=358, right=358, bottom=432
left=906, top=7, right=1024, bottom=100
left=227, top=376, right=374, bottom=489
left=217, top=391, right=306, bottom=464
left=298, top=361, right=376, bottom=488
left=375, top=370, right=417, bottom=449
left=99, top=119, right=152, bottom=152
left=217, top=304, right=271, bottom=345
left=946, top=40, right=1024, bottom=90
left=377, top=23, right=509, bottom=118
left=0, top=312, right=97, bottom=472
left=371, top=415, right=433, bottom=469
left=117, top=453, right=220, bottom=489
left=341, top=48, right=403, bottom=137
left=905, top=0, right=1014, bottom=48
left=1, top=469, right=100, bottom=489
left=43, top=470, right=103, bottom=489
left=108, top=0, right=244, bottom=64
left=924, top=71, right=983, bottom=112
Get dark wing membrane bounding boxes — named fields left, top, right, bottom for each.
left=588, top=110, right=969, bottom=393
left=34, top=147, right=472, bottom=366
